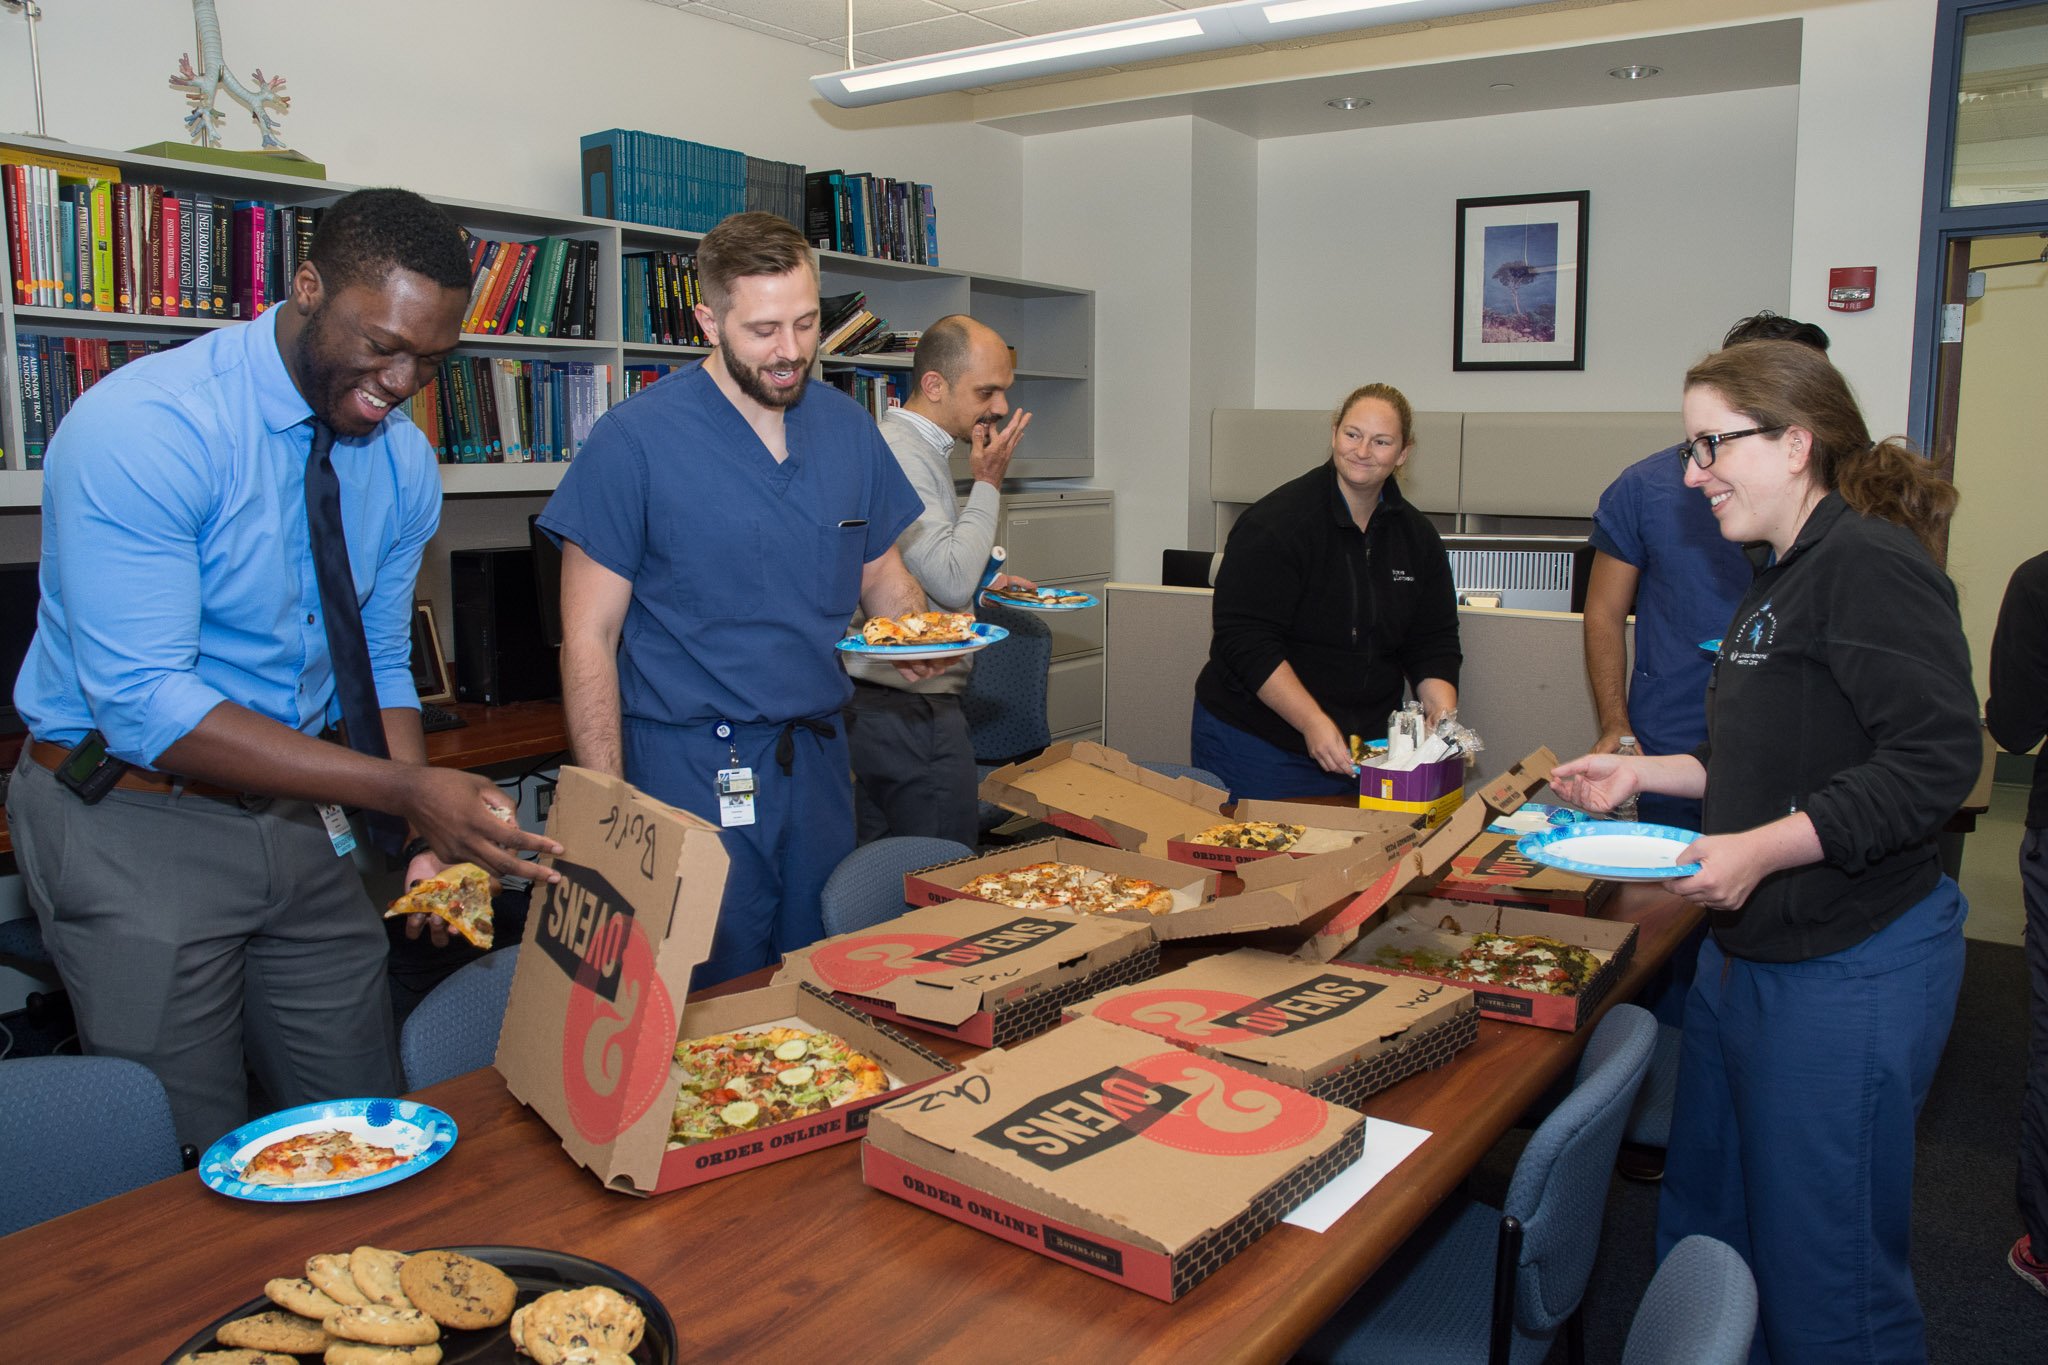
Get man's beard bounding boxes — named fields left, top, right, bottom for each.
left=720, top=336, right=811, bottom=410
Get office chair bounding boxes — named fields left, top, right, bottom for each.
left=400, top=946, right=521, bottom=1090
left=1299, top=1004, right=1659, bottom=1365
left=1619, top=1235, right=1758, bottom=1365
left=0, top=1055, right=184, bottom=1236
left=820, top=837, right=975, bottom=936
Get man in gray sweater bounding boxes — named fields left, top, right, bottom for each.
left=844, top=315, right=1032, bottom=845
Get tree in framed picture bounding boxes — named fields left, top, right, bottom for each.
left=1453, top=191, right=1589, bottom=371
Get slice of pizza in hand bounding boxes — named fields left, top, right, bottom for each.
left=385, top=863, right=495, bottom=949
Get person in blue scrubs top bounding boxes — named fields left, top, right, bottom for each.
left=539, top=211, right=940, bottom=987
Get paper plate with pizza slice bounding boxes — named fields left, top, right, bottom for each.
left=978, top=584, right=1101, bottom=611
left=1516, top=822, right=1704, bottom=882
left=836, top=618, right=1008, bottom=660
left=199, top=1096, right=457, bottom=1203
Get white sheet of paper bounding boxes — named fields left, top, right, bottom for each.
left=1283, top=1117, right=1433, bottom=1233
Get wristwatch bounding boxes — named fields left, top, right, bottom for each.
left=400, top=835, right=434, bottom=863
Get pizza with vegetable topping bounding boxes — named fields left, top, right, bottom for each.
left=669, top=1026, right=888, bottom=1146
left=956, top=860, right=1178, bottom=916
left=860, top=611, right=977, bottom=647
left=1188, top=821, right=1305, bottom=852
left=1373, top=933, right=1603, bottom=996
left=241, top=1129, right=411, bottom=1185
left=384, top=862, right=495, bottom=949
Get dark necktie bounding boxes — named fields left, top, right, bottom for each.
left=305, top=419, right=405, bottom=856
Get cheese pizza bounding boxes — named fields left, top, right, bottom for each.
left=1188, top=821, right=1305, bottom=852
left=385, top=862, right=495, bottom=949
left=669, top=1026, right=889, bottom=1146
left=957, top=860, right=1178, bottom=917
left=241, top=1129, right=411, bottom=1185
left=860, top=611, right=977, bottom=647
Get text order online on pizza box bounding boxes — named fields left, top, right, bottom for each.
left=495, top=766, right=955, bottom=1195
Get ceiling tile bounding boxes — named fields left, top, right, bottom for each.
left=696, top=10, right=835, bottom=46
left=710, top=0, right=954, bottom=43
left=966, top=0, right=1180, bottom=39
left=808, top=36, right=891, bottom=64
left=854, top=13, right=1029, bottom=61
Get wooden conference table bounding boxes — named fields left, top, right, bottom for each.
left=0, top=873, right=1700, bottom=1363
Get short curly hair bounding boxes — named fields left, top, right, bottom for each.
left=306, top=188, right=470, bottom=294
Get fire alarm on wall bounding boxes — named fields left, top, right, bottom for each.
left=1828, top=266, right=1876, bottom=312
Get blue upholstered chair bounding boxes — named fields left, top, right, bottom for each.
left=1620, top=1235, right=1758, bottom=1365
left=1299, top=1003, right=1659, bottom=1365
left=963, top=598, right=1052, bottom=833
left=400, top=946, right=521, bottom=1090
left=1134, top=760, right=1226, bottom=789
left=1623, top=1020, right=1684, bottom=1150
left=0, top=915, right=53, bottom=972
left=0, top=1055, right=184, bottom=1235
left=821, top=836, right=975, bottom=936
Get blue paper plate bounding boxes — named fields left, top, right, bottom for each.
left=1517, top=822, right=1704, bottom=881
left=1487, top=802, right=1595, bottom=837
left=199, top=1096, right=457, bottom=1203
left=1700, top=637, right=1722, bottom=654
left=836, top=621, right=1007, bottom=659
left=979, top=587, right=1100, bottom=611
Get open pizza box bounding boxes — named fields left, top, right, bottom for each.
left=861, top=1013, right=1365, bottom=1302
left=1331, top=897, right=1638, bottom=1032
left=495, top=766, right=956, bottom=1195
left=1163, top=799, right=1424, bottom=871
left=774, top=896, right=1160, bottom=1048
left=1063, top=948, right=1478, bottom=1111
left=976, top=740, right=1230, bottom=856
left=906, top=835, right=1398, bottom=943
left=1427, top=829, right=1614, bottom=916
left=1295, top=749, right=1560, bottom=964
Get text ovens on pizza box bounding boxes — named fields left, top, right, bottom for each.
left=494, top=766, right=955, bottom=1196
left=1063, top=947, right=1478, bottom=1104
left=775, top=894, right=1159, bottom=1049
left=861, top=1013, right=1365, bottom=1302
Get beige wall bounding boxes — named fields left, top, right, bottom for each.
left=1951, top=237, right=2048, bottom=698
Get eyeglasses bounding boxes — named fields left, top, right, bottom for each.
left=1679, top=425, right=1785, bottom=470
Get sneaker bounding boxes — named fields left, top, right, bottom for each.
left=1616, top=1142, right=1666, bottom=1183
left=2012, top=1235, right=2048, bottom=1299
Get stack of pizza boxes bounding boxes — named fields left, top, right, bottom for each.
left=496, top=767, right=956, bottom=1194
left=1425, top=803, right=1614, bottom=916
left=861, top=1013, right=1366, bottom=1302
left=1295, top=751, right=1638, bottom=1032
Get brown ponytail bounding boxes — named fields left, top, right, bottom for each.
left=1685, top=341, right=1956, bottom=555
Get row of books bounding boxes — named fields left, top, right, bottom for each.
left=825, top=368, right=908, bottom=424
left=3, top=149, right=315, bottom=319
left=579, top=129, right=804, bottom=235
left=623, top=250, right=709, bottom=348
left=458, top=234, right=600, bottom=339
left=804, top=171, right=938, bottom=266
left=13, top=333, right=185, bottom=468
left=819, top=291, right=919, bottom=359
left=404, top=356, right=612, bottom=464
left=623, top=363, right=685, bottom=399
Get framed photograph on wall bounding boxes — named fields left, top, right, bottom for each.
left=1453, top=191, right=1590, bottom=371
left=409, top=599, right=456, bottom=705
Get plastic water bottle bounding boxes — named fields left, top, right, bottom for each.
left=1613, top=735, right=1641, bottom=824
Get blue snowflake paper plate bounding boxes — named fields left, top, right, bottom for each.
left=1700, top=638, right=1722, bottom=654
left=199, top=1097, right=457, bottom=1203
left=979, top=586, right=1100, bottom=611
left=1517, top=822, right=1704, bottom=881
left=835, top=621, right=1007, bottom=659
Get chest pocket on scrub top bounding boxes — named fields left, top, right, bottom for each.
left=818, top=521, right=867, bottom=616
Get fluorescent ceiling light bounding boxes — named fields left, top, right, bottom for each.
left=812, top=0, right=1551, bottom=108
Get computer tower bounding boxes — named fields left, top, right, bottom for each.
left=450, top=547, right=560, bottom=706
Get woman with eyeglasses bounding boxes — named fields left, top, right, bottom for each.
left=1191, top=382, right=1460, bottom=801
left=1551, top=340, right=1977, bottom=1364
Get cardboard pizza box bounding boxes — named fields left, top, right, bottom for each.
left=1164, top=799, right=1423, bottom=870
left=1063, top=948, right=1478, bottom=1110
left=861, top=1014, right=1365, bottom=1302
left=1332, top=897, right=1637, bottom=1032
left=907, top=835, right=1402, bottom=943
left=977, top=740, right=1230, bottom=856
left=494, top=766, right=955, bottom=1195
left=1428, top=829, right=1614, bottom=916
left=1298, top=749, right=1559, bottom=964
left=774, top=896, right=1160, bottom=1048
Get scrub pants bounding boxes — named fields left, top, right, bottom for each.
left=844, top=682, right=979, bottom=848
left=1189, top=700, right=1355, bottom=803
left=2020, top=827, right=2048, bottom=1254
left=1657, top=877, right=1966, bottom=1365
left=624, top=714, right=853, bottom=989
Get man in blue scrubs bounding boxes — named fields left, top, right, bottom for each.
left=540, top=212, right=938, bottom=987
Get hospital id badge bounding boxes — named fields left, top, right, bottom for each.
left=316, top=803, right=358, bottom=857
left=716, top=767, right=757, bottom=828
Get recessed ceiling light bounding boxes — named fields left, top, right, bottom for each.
left=1326, top=95, right=1370, bottom=110
left=1609, top=64, right=1661, bottom=80
left=1490, top=83, right=1515, bottom=91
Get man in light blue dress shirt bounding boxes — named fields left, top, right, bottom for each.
left=8, top=190, right=558, bottom=1149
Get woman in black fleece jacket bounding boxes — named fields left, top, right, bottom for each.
left=1552, top=341, right=1977, bottom=1365
left=1191, top=383, right=1460, bottom=801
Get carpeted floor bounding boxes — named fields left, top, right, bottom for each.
left=1464, top=935, right=2040, bottom=1363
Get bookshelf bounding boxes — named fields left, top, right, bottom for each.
left=1, top=135, right=1095, bottom=489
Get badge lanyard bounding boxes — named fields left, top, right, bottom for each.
left=714, top=722, right=756, bottom=828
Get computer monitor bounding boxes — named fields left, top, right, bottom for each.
left=528, top=516, right=564, bottom=649
left=0, top=562, right=40, bottom=736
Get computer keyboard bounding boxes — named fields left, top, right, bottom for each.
left=420, top=702, right=469, bottom=734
